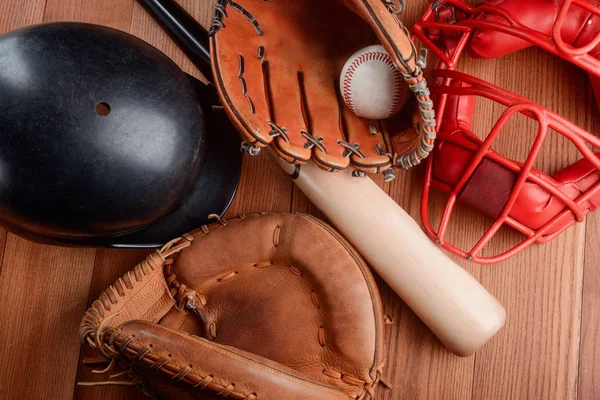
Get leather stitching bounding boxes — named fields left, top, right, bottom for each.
left=342, top=50, right=404, bottom=118
left=237, top=53, right=256, bottom=114
left=80, top=251, right=174, bottom=342
left=323, top=368, right=368, bottom=387
left=294, top=213, right=384, bottom=387
left=323, top=367, right=382, bottom=400
left=120, top=337, right=258, bottom=399
left=273, top=225, right=281, bottom=247
left=212, top=38, right=268, bottom=145
left=112, top=325, right=349, bottom=398
left=186, top=222, right=329, bottom=349
left=82, top=213, right=379, bottom=399
left=210, top=0, right=263, bottom=36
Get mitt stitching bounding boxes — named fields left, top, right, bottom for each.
left=211, top=38, right=269, bottom=146
left=294, top=213, right=384, bottom=385
left=342, top=50, right=403, bottom=118
left=112, top=326, right=350, bottom=398
left=209, top=0, right=263, bottom=36
left=301, top=130, right=327, bottom=153
left=80, top=251, right=174, bottom=343
left=119, top=333, right=372, bottom=400
left=263, top=222, right=377, bottom=396
left=166, top=215, right=328, bottom=350
left=81, top=213, right=379, bottom=399
left=273, top=225, right=281, bottom=247
left=323, top=368, right=376, bottom=394
left=267, top=120, right=290, bottom=142
left=123, top=340, right=258, bottom=399
left=209, top=260, right=327, bottom=349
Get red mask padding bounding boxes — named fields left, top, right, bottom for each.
left=414, top=1, right=600, bottom=262
left=433, top=83, right=600, bottom=231
left=467, top=0, right=600, bottom=106
left=467, top=0, right=599, bottom=59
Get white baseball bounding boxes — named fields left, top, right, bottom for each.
left=340, top=45, right=407, bottom=120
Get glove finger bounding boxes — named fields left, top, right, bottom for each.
left=266, top=62, right=311, bottom=163
left=346, top=0, right=437, bottom=170
left=300, top=67, right=350, bottom=172
left=348, top=0, right=418, bottom=75
left=237, top=48, right=277, bottom=143
left=117, top=322, right=342, bottom=400
left=341, top=105, right=394, bottom=176
left=387, top=107, right=421, bottom=165
left=210, top=2, right=274, bottom=149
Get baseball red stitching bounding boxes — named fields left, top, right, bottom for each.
left=342, top=50, right=403, bottom=118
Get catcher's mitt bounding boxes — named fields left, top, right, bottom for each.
left=209, top=0, right=436, bottom=180
left=80, top=213, right=386, bottom=399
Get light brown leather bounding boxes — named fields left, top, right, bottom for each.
left=80, top=213, right=386, bottom=400
left=79, top=251, right=176, bottom=341
left=209, top=0, right=436, bottom=178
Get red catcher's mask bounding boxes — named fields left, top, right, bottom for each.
left=413, top=0, right=600, bottom=263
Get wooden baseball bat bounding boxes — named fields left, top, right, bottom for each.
left=137, top=0, right=506, bottom=356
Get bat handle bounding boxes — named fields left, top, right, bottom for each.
left=136, top=0, right=214, bottom=81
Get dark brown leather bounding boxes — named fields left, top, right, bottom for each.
left=209, top=0, right=436, bottom=176
left=80, top=213, right=385, bottom=400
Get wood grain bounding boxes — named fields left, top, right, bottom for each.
left=0, top=2, right=98, bottom=400
left=74, top=3, right=293, bottom=400
left=473, top=31, right=588, bottom=400
left=0, top=235, right=96, bottom=400
left=43, top=1, right=138, bottom=400
left=44, top=0, right=134, bottom=29
left=0, top=0, right=597, bottom=399
left=75, top=248, right=150, bottom=400
left=131, top=0, right=294, bottom=218
left=580, top=217, right=600, bottom=400
left=0, top=230, right=8, bottom=277
left=578, top=113, right=600, bottom=400
left=0, top=0, right=46, bottom=32
left=377, top=2, right=485, bottom=398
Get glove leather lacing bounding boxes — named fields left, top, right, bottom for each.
left=211, top=0, right=437, bottom=174
left=79, top=213, right=387, bottom=399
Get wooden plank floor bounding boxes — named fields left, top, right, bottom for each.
left=0, top=1, right=598, bottom=399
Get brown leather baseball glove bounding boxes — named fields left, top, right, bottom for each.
left=209, top=0, right=436, bottom=181
left=80, top=213, right=386, bottom=399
